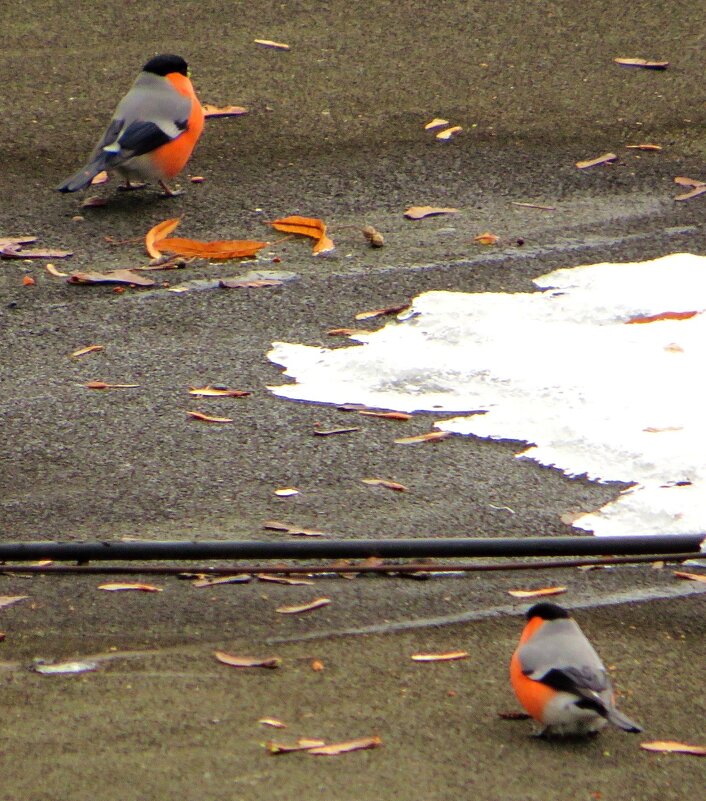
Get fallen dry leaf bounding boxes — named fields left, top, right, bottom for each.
left=83, top=380, right=139, bottom=390
left=435, top=126, right=463, bottom=140
left=675, top=185, right=706, bottom=202
left=674, top=176, right=706, bottom=188
left=186, top=410, right=234, bottom=423
left=275, top=597, right=331, bottom=615
left=257, top=574, right=314, bottom=586
left=259, top=718, right=287, bottom=728
left=145, top=218, right=181, bottom=258
left=311, top=659, right=325, bottom=671
left=314, top=426, right=361, bottom=436
left=473, top=232, right=499, bottom=245
left=394, top=431, right=451, bottom=445
left=404, top=205, right=459, bottom=220
left=508, top=586, right=567, bottom=599
left=188, top=386, right=250, bottom=398
left=31, top=660, right=98, bottom=675
left=46, top=263, right=68, bottom=277
left=673, top=571, right=706, bottom=585
left=614, top=57, right=669, bottom=70
left=156, top=237, right=267, bottom=260
left=98, top=582, right=162, bottom=592
left=1, top=246, right=72, bottom=259
left=640, top=741, right=706, bottom=756
left=327, top=327, right=373, bottom=337
left=91, top=171, right=109, bottom=185
left=266, top=738, right=327, bottom=755
left=202, top=104, right=249, bottom=118
left=214, top=651, right=281, bottom=669
left=308, top=735, right=383, bottom=756
left=510, top=201, right=556, bottom=211
left=354, top=301, right=411, bottom=320
left=576, top=153, right=618, bottom=169
left=361, top=478, right=408, bottom=492
left=80, top=195, right=108, bottom=208
left=274, top=487, right=300, bottom=497
left=0, top=236, right=36, bottom=248
left=626, top=311, right=698, bottom=324
left=359, top=410, right=412, bottom=421
left=68, top=269, right=155, bottom=286
left=411, top=651, right=469, bottom=662
left=190, top=574, right=252, bottom=588
left=71, top=344, right=104, bottom=358
left=190, top=176, right=205, bottom=183
left=254, top=38, right=290, bottom=50
left=625, top=144, right=662, bottom=151
left=0, top=596, right=28, bottom=609
left=424, top=118, right=449, bottom=130
left=263, top=520, right=327, bottom=537
left=361, top=225, right=384, bottom=247
left=219, top=277, right=282, bottom=289
left=270, top=215, right=335, bottom=255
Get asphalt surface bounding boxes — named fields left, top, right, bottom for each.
left=1, top=2, right=705, bottom=800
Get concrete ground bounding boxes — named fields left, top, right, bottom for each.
left=1, top=2, right=705, bottom=800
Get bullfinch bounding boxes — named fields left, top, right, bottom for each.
left=510, top=602, right=643, bottom=736
left=57, top=54, right=204, bottom=197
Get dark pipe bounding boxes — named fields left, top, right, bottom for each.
left=0, top=533, right=702, bottom=562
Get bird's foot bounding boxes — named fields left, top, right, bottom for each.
left=118, top=180, right=147, bottom=192
left=159, top=181, right=184, bottom=198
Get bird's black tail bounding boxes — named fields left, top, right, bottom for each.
left=606, top=707, right=643, bottom=733
left=56, top=155, right=110, bottom=193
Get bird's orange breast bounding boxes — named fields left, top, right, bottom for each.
left=150, top=73, right=204, bottom=180
left=510, top=616, right=555, bottom=723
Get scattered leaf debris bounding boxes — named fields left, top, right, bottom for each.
left=263, top=520, right=327, bottom=537
left=271, top=215, right=334, bottom=255
left=145, top=218, right=267, bottom=260
left=625, top=143, right=662, bottom=151
left=435, top=126, right=463, bottom=140
left=46, top=263, right=68, bottom=277
left=361, top=225, right=385, bottom=247
left=186, top=410, right=234, bottom=423
left=473, top=232, right=499, bottom=245
left=673, top=571, right=706, bottom=585
left=355, top=301, right=411, bottom=320
left=308, top=735, right=383, bottom=756
left=508, top=586, right=567, bottom=598
left=674, top=177, right=706, bottom=202
left=219, top=277, right=283, bottom=289
left=274, top=487, right=300, bottom=497
left=640, top=741, right=706, bottom=756
left=275, top=597, right=331, bottom=615
left=214, top=651, right=282, bottom=669
left=145, top=218, right=181, bottom=258
left=254, top=39, right=290, bottom=50
left=576, top=153, right=618, bottom=169
left=404, top=206, right=459, bottom=220
left=614, top=57, right=669, bottom=70
left=98, top=582, right=162, bottom=592
left=202, top=104, right=249, bottom=118
left=359, top=410, right=412, bottom=421
left=411, top=651, right=469, bottom=662
left=394, top=431, right=451, bottom=445
left=265, top=738, right=327, bottom=755
left=424, top=118, right=450, bottom=130
left=91, top=171, right=109, bottom=185
left=626, top=311, right=698, bottom=324
left=361, top=478, right=408, bottom=492
left=68, top=269, right=155, bottom=287
left=80, top=195, right=108, bottom=208
left=83, top=380, right=140, bottom=390
left=314, top=426, right=361, bottom=436
left=510, top=201, right=556, bottom=211
left=190, top=574, right=252, bottom=588
left=257, top=574, right=315, bottom=586
left=70, top=344, right=104, bottom=358
left=0, top=596, right=28, bottom=609
left=31, top=660, right=99, bottom=675
left=327, top=327, right=373, bottom=337
left=188, top=386, right=250, bottom=398
left=259, top=718, right=287, bottom=729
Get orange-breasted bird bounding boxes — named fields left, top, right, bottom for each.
left=510, top=602, right=643, bottom=737
left=57, top=54, right=204, bottom=197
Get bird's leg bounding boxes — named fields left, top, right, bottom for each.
left=118, top=178, right=147, bottom=191
left=159, top=181, right=184, bottom=198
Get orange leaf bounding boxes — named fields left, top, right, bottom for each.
left=404, top=206, right=459, bottom=220
left=614, top=57, right=669, bottom=70
left=98, top=582, right=162, bottom=592
left=22, top=275, right=36, bottom=286
left=626, top=311, right=698, bottom=324
left=355, top=301, right=411, bottom=320
left=361, top=478, right=408, bottom=492
left=91, top=170, right=109, bottom=185
left=473, top=232, right=499, bottom=245
left=424, top=118, right=449, bottom=130
left=259, top=718, right=287, bottom=728
left=435, top=126, right=463, bottom=140
left=508, top=586, right=567, bottom=598
left=625, top=144, right=662, bottom=151
left=202, top=104, right=249, bottom=118
left=313, top=233, right=335, bottom=255
left=359, top=410, right=412, bottom=421
left=394, top=431, right=451, bottom=445
left=307, top=735, right=383, bottom=756
left=640, top=741, right=706, bottom=756
left=265, top=738, right=326, bottom=754
left=186, top=410, right=234, bottom=423
left=411, top=651, right=469, bottom=662
left=83, top=381, right=139, bottom=389
left=275, top=597, right=331, bottom=614
left=271, top=215, right=334, bottom=254
left=576, top=153, right=618, bottom=169
left=155, top=237, right=267, bottom=260
left=145, top=218, right=181, bottom=258
left=673, top=571, right=706, bottom=585
left=71, top=344, right=104, bottom=358
left=310, top=659, right=325, bottom=671
left=254, top=39, right=290, bottom=50
left=213, top=651, right=281, bottom=669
